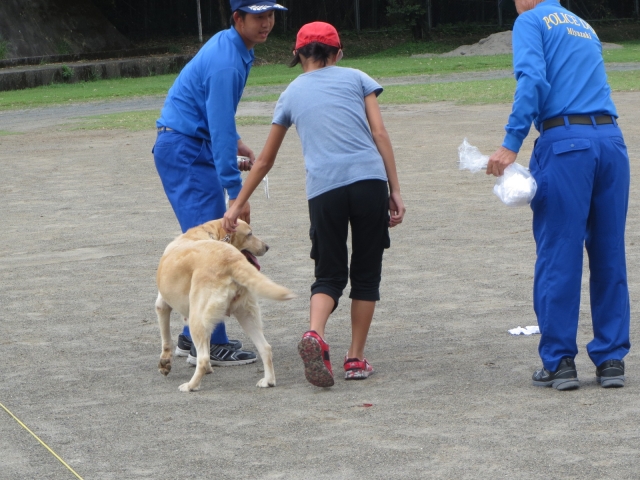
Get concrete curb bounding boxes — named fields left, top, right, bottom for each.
left=0, top=54, right=194, bottom=91
left=0, top=47, right=173, bottom=69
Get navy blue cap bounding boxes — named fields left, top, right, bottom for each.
left=231, top=0, right=287, bottom=13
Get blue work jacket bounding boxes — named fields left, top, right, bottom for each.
left=158, top=27, right=253, bottom=198
left=503, top=0, right=617, bottom=153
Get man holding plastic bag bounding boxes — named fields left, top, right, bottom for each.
left=487, top=0, right=630, bottom=390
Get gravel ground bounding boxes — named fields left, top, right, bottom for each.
left=1, top=88, right=640, bottom=479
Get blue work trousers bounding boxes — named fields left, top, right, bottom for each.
left=153, top=129, right=226, bottom=233
left=529, top=119, right=631, bottom=371
left=153, top=129, right=229, bottom=344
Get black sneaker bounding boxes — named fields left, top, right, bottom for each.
left=596, top=359, right=625, bottom=388
left=175, top=334, right=193, bottom=357
left=187, top=344, right=256, bottom=367
left=175, top=334, right=242, bottom=357
left=532, top=357, right=580, bottom=391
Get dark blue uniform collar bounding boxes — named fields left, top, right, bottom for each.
left=230, top=26, right=255, bottom=66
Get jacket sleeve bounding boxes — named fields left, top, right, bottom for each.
left=204, top=67, right=243, bottom=199
left=502, top=14, right=551, bottom=153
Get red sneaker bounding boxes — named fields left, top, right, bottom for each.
left=298, top=331, right=334, bottom=387
left=344, top=356, right=374, bottom=380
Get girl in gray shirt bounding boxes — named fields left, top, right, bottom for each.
left=223, top=21, right=406, bottom=388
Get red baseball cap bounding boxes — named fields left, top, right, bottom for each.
left=295, top=22, right=342, bottom=50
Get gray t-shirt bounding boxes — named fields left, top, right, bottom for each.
left=272, top=66, right=388, bottom=200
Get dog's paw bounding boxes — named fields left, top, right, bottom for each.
left=179, top=382, right=200, bottom=392
left=256, top=378, right=275, bottom=388
left=158, top=359, right=172, bottom=376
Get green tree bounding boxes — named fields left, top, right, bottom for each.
left=386, top=0, right=427, bottom=38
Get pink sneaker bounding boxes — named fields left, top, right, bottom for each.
left=298, top=331, right=334, bottom=387
left=344, top=356, right=374, bottom=380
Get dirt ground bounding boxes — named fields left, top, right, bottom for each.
left=1, top=92, right=640, bottom=479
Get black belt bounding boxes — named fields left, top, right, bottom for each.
left=157, top=126, right=174, bottom=132
left=542, top=115, right=614, bottom=131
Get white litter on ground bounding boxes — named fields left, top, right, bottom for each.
left=508, top=325, right=540, bottom=336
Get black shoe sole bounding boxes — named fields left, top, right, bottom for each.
left=532, top=378, right=580, bottom=391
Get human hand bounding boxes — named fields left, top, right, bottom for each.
left=237, top=141, right=255, bottom=171
left=389, top=191, right=406, bottom=227
left=486, top=146, right=517, bottom=177
left=227, top=199, right=251, bottom=226
left=222, top=205, right=239, bottom=233
left=237, top=156, right=253, bottom=171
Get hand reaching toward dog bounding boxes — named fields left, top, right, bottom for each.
left=227, top=199, right=250, bottom=229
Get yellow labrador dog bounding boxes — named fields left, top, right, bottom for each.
left=155, top=219, right=294, bottom=392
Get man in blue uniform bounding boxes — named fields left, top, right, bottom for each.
left=153, top=0, right=287, bottom=367
left=488, top=0, right=630, bottom=390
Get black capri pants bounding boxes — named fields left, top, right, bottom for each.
left=308, top=179, right=390, bottom=309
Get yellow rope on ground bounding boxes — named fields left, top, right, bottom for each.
left=0, top=401, right=84, bottom=480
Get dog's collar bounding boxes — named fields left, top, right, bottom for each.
left=209, top=232, right=231, bottom=243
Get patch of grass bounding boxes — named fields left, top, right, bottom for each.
left=343, top=54, right=514, bottom=77
left=0, top=130, right=18, bottom=136
left=0, top=76, right=176, bottom=110
left=380, top=78, right=517, bottom=105
left=603, top=41, right=640, bottom=63
left=0, top=43, right=638, bottom=111
left=608, top=70, right=640, bottom=92
left=246, top=54, right=514, bottom=86
left=246, top=65, right=300, bottom=86
left=61, top=65, right=75, bottom=81
left=376, top=70, right=640, bottom=105
left=64, top=110, right=270, bottom=131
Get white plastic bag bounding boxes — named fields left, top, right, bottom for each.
left=493, top=162, right=537, bottom=207
left=458, top=138, right=489, bottom=173
left=458, top=139, right=537, bottom=207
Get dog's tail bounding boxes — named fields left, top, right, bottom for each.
left=231, top=259, right=295, bottom=301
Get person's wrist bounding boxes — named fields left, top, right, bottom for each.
left=502, top=134, right=522, bottom=154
